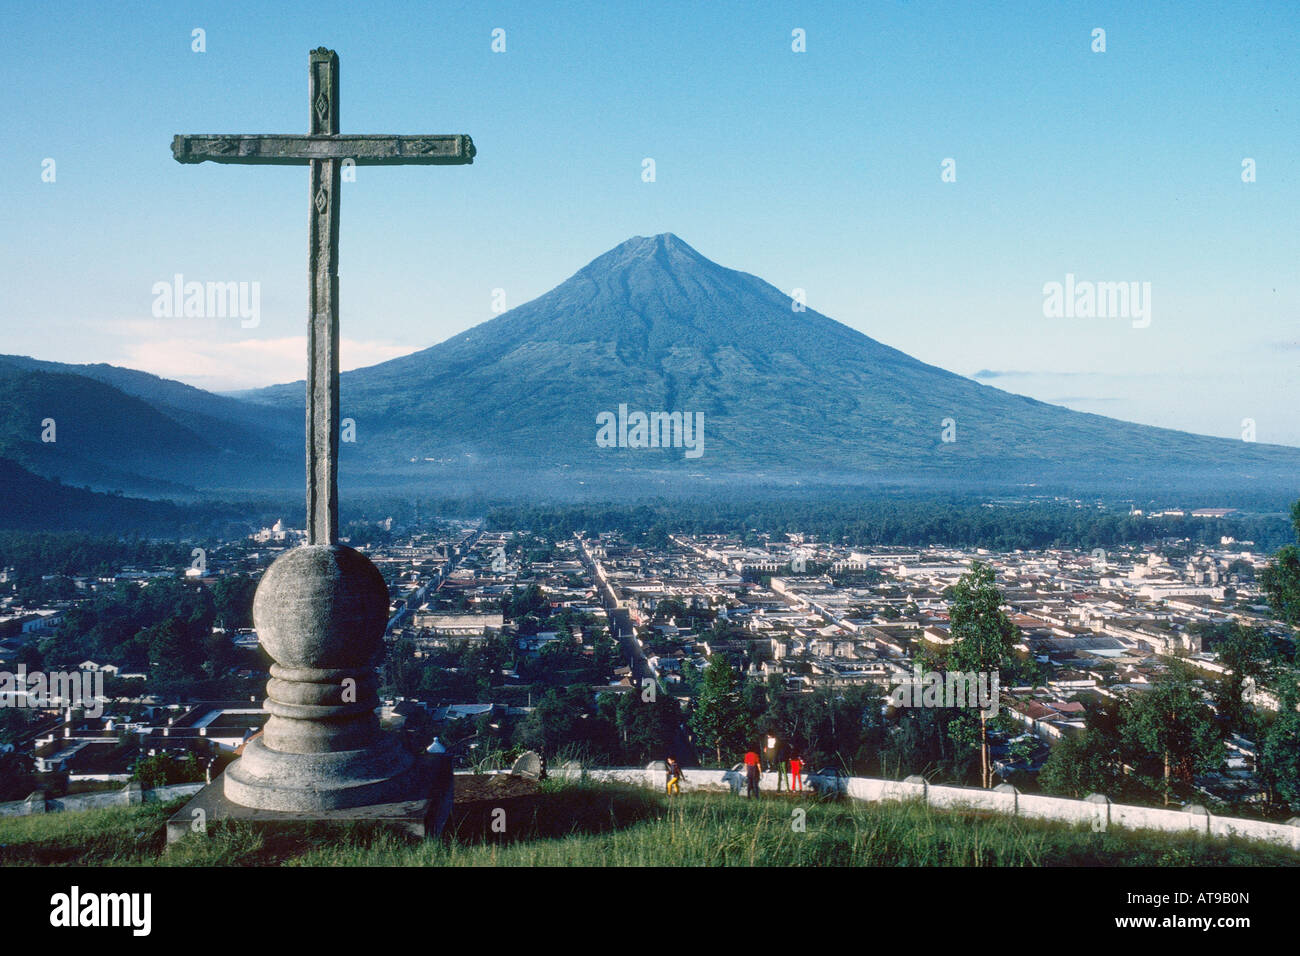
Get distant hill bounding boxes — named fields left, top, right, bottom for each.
left=0, top=354, right=296, bottom=441
left=0, top=456, right=189, bottom=532
left=0, top=358, right=296, bottom=496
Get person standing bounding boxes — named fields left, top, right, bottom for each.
left=743, top=747, right=762, bottom=798
left=666, top=755, right=684, bottom=795
left=789, top=751, right=804, bottom=793
left=765, top=731, right=788, bottom=792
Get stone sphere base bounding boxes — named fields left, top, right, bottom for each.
left=222, top=541, right=411, bottom=813
left=224, top=734, right=417, bottom=812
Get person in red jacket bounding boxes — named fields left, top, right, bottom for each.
left=743, top=748, right=762, bottom=798
left=789, top=751, right=804, bottom=792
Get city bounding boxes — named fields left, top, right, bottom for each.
left=3, top=505, right=1295, bottom=818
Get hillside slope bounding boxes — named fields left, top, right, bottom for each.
left=0, top=360, right=295, bottom=495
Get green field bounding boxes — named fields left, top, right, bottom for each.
left=1, top=782, right=1296, bottom=867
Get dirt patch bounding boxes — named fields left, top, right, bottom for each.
left=446, top=774, right=542, bottom=841
left=453, top=774, right=539, bottom=804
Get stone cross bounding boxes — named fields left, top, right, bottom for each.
left=173, top=47, right=475, bottom=544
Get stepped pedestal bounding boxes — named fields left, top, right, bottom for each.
left=167, top=544, right=453, bottom=843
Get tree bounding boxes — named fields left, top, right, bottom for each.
left=1258, top=677, right=1300, bottom=809
left=381, top=638, right=423, bottom=698
left=1039, top=729, right=1122, bottom=798
left=593, top=632, right=618, bottom=675
left=513, top=687, right=610, bottom=759
left=1121, top=665, right=1225, bottom=805
left=1225, top=558, right=1256, bottom=583
left=131, top=752, right=205, bottom=787
left=947, top=561, right=1018, bottom=787
left=142, top=617, right=204, bottom=683
left=742, top=674, right=771, bottom=722
left=1007, top=735, right=1039, bottom=766
left=654, top=598, right=688, bottom=621
left=689, top=655, right=750, bottom=766
left=502, top=584, right=547, bottom=622
left=211, top=574, right=257, bottom=630
left=0, top=708, right=31, bottom=747
left=615, top=690, right=682, bottom=765
left=1206, top=623, right=1273, bottom=733
left=535, top=638, right=590, bottom=685
left=0, top=752, right=35, bottom=802
left=798, top=686, right=886, bottom=773
left=1260, top=500, right=1300, bottom=628
left=881, top=704, right=959, bottom=780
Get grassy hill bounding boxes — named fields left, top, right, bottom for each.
left=2, top=781, right=1295, bottom=867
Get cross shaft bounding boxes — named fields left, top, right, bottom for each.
left=172, top=47, right=475, bottom=544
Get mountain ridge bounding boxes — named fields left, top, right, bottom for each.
left=0, top=359, right=297, bottom=496
left=1, top=234, right=1297, bottom=502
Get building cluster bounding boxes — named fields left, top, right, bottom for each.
left=0, top=515, right=1292, bottom=806
left=17, top=702, right=263, bottom=783
left=582, top=531, right=1290, bottom=797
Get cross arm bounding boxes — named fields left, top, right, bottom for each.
left=171, top=133, right=476, bottom=165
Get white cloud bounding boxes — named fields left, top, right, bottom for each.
left=112, top=335, right=415, bottom=391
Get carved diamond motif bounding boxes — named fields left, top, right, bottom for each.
left=314, top=188, right=327, bottom=213
left=315, top=92, right=329, bottom=120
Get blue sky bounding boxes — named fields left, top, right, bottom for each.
left=2, top=1, right=1297, bottom=444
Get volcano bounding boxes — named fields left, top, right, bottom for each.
left=243, top=233, right=1300, bottom=496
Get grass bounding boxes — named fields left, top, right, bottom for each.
left=0, top=800, right=177, bottom=866
left=1, top=781, right=1297, bottom=867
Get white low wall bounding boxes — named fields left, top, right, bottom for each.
left=0, top=782, right=204, bottom=818
left=925, top=782, right=1016, bottom=815
left=551, top=764, right=1300, bottom=852
left=1208, top=814, right=1300, bottom=845
left=1017, top=792, right=1104, bottom=827
left=1109, top=801, right=1208, bottom=836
